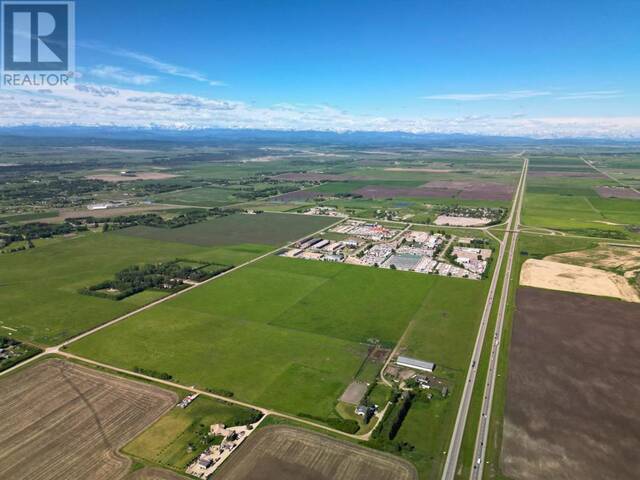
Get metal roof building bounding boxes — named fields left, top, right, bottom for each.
left=396, top=355, right=436, bottom=372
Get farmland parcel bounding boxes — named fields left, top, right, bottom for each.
left=0, top=359, right=175, bottom=480
left=502, top=287, right=640, bottom=480
left=215, top=425, right=417, bottom=480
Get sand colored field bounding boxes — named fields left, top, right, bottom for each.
left=520, top=259, right=639, bottom=303
left=546, top=244, right=640, bottom=272
left=434, top=215, right=491, bottom=226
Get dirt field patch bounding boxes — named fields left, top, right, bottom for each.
left=595, top=185, right=640, bottom=199
left=546, top=244, right=640, bottom=272
left=339, top=381, right=368, bottom=404
left=501, top=287, right=640, bottom=480
left=215, top=425, right=417, bottom=480
left=0, top=359, right=176, bottom=480
left=519, top=258, right=639, bottom=302
left=434, top=215, right=491, bottom=226
left=86, top=172, right=178, bottom=182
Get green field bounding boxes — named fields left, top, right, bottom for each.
left=117, top=212, right=337, bottom=247
left=0, top=232, right=270, bottom=345
left=153, top=186, right=243, bottom=207
left=124, top=395, right=259, bottom=471
left=69, top=255, right=488, bottom=427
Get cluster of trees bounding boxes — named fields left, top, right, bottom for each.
left=0, top=221, right=86, bottom=250
left=369, top=389, right=415, bottom=453
left=132, top=366, right=173, bottom=380
left=75, top=207, right=243, bottom=232
left=0, top=337, right=42, bottom=372
left=0, top=178, right=110, bottom=207
left=437, top=205, right=506, bottom=224
left=81, top=260, right=230, bottom=300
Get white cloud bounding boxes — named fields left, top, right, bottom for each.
left=80, top=42, right=226, bottom=87
left=422, top=90, right=551, bottom=101
left=89, top=65, right=157, bottom=85
left=0, top=83, right=639, bottom=139
left=557, top=90, right=623, bottom=100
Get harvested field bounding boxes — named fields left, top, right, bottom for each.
left=519, top=258, right=639, bottom=302
left=86, top=172, right=178, bottom=182
left=502, top=287, right=640, bottom=480
left=353, top=181, right=514, bottom=201
left=595, top=185, right=640, bottom=199
left=0, top=359, right=176, bottom=480
left=422, top=180, right=515, bottom=201
left=215, top=425, right=417, bottom=480
left=125, top=468, right=186, bottom=480
left=354, top=186, right=457, bottom=199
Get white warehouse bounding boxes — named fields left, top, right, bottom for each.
left=396, top=355, right=436, bottom=373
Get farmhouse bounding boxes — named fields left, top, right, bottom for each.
left=396, top=355, right=436, bottom=373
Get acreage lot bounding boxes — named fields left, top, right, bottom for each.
left=502, top=287, right=640, bottom=480
left=0, top=232, right=265, bottom=345
left=0, top=359, right=175, bottom=480
left=215, top=425, right=417, bottom=480
left=117, top=212, right=336, bottom=247
left=69, top=254, right=487, bottom=431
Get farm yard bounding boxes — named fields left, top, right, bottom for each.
left=501, top=287, right=640, bottom=480
left=0, top=359, right=176, bottom=480
left=124, top=395, right=261, bottom=473
left=214, top=425, right=418, bottom=480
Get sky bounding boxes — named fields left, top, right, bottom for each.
left=1, top=0, right=640, bottom=138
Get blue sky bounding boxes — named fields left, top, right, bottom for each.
left=2, top=0, right=640, bottom=137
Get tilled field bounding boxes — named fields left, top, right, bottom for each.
left=215, top=425, right=418, bottom=480
left=0, top=359, right=176, bottom=480
left=501, top=287, right=640, bottom=480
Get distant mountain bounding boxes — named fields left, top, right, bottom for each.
left=1, top=126, right=639, bottom=148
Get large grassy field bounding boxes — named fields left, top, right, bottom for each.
left=522, top=170, right=640, bottom=238
left=69, top=255, right=488, bottom=427
left=0, top=213, right=333, bottom=345
left=0, top=232, right=270, bottom=345
left=116, top=212, right=337, bottom=247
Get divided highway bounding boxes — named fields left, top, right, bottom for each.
left=469, top=158, right=527, bottom=479
left=441, top=158, right=528, bottom=480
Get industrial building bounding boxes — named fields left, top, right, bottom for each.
left=396, top=355, right=436, bottom=373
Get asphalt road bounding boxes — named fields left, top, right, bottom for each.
left=440, top=158, right=528, bottom=480
left=469, top=158, right=527, bottom=480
